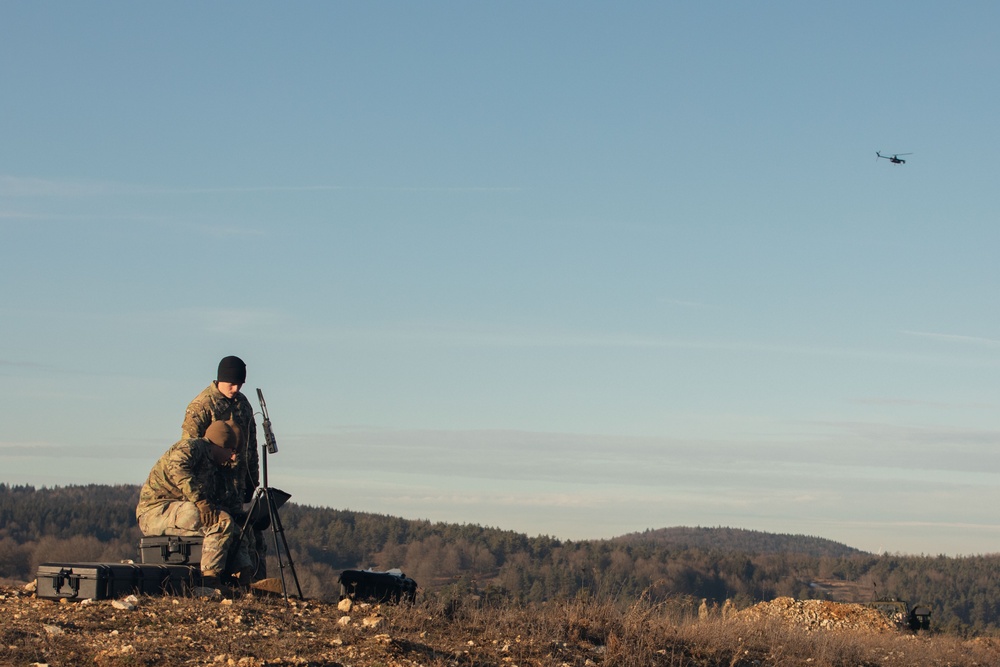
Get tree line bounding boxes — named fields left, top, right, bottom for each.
left=1, top=483, right=998, bottom=635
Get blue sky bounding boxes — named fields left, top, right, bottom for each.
left=4, top=2, right=1000, bottom=556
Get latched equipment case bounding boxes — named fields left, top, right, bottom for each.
left=338, top=568, right=417, bottom=603
left=139, top=535, right=204, bottom=566
left=36, top=562, right=197, bottom=601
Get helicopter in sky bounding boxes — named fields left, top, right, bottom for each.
left=876, top=151, right=912, bottom=164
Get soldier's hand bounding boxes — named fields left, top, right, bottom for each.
left=195, top=500, right=220, bottom=528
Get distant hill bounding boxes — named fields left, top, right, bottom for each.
left=613, top=526, right=866, bottom=558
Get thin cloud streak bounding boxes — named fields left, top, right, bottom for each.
left=0, top=360, right=48, bottom=370
left=818, top=518, right=1000, bottom=533
left=2, top=211, right=266, bottom=236
left=902, top=330, right=1000, bottom=346
left=1, top=211, right=171, bottom=224
left=3, top=306, right=284, bottom=337
left=0, top=175, right=521, bottom=198
left=279, top=324, right=1000, bottom=368
left=0, top=175, right=123, bottom=197
left=660, top=298, right=714, bottom=309
left=279, top=425, right=1000, bottom=486
left=847, top=396, right=998, bottom=410
left=200, top=226, right=266, bottom=238
left=848, top=397, right=953, bottom=407
left=151, top=186, right=524, bottom=194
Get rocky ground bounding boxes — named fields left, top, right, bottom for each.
left=736, top=597, right=898, bottom=633
left=5, top=581, right=431, bottom=667
left=2, top=582, right=1000, bottom=667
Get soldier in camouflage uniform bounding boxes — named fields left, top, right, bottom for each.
left=136, top=421, right=252, bottom=587
left=181, top=356, right=266, bottom=579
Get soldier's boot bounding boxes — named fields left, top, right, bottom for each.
left=236, top=567, right=254, bottom=593
left=199, top=571, right=238, bottom=598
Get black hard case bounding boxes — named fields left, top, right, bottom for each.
left=36, top=562, right=197, bottom=601
left=338, top=569, right=417, bottom=603
left=138, top=535, right=204, bottom=565
left=152, top=563, right=199, bottom=594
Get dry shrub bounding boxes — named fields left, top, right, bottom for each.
left=381, top=592, right=1000, bottom=667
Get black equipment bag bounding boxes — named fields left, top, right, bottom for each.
left=36, top=562, right=197, bottom=601
left=338, top=568, right=417, bottom=603
left=245, top=488, right=292, bottom=531
left=139, top=535, right=204, bottom=565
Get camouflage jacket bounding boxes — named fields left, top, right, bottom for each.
left=136, top=438, right=238, bottom=519
left=182, top=382, right=260, bottom=502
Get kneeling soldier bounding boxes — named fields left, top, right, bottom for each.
left=136, top=421, right=253, bottom=590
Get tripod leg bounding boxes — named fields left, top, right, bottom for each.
left=262, top=488, right=304, bottom=601
left=263, top=490, right=287, bottom=600
left=239, top=488, right=264, bottom=542
left=251, top=528, right=267, bottom=581
left=266, top=495, right=303, bottom=599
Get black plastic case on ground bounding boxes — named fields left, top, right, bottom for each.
left=338, top=569, right=417, bottom=603
left=144, top=563, right=199, bottom=595
left=36, top=562, right=198, bottom=601
left=138, top=535, right=204, bottom=565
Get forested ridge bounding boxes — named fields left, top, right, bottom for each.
left=2, top=483, right=999, bottom=635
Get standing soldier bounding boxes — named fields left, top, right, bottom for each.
left=182, top=355, right=266, bottom=579
left=136, top=421, right=252, bottom=590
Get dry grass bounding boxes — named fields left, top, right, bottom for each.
left=2, top=583, right=999, bottom=666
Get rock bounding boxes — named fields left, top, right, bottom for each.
left=249, top=578, right=285, bottom=596
left=338, top=598, right=353, bottom=612
left=192, top=586, right=223, bottom=600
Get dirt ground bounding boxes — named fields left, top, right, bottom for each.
left=4, top=582, right=600, bottom=667
left=3, top=582, right=999, bottom=667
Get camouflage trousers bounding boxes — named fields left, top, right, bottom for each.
left=137, top=501, right=252, bottom=576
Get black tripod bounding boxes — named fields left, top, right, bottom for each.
left=240, top=389, right=303, bottom=601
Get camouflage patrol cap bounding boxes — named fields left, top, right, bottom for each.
left=226, top=420, right=243, bottom=450
left=205, top=421, right=238, bottom=450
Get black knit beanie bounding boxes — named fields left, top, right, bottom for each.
left=217, top=356, right=247, bottom=384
